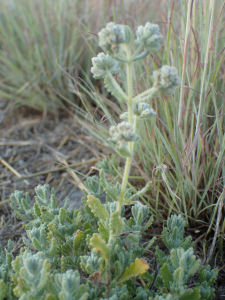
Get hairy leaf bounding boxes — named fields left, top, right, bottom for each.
left=0, top=280, right=6, bottom=300
left=161, top=263, right=172, bottom=288
left=118, top=258, right=149, bottom=283
left=87, top=195, right=109, bottom=221
left=98, top=222, right=109, bottom=242
left=90, top=234, right=110, bottom=260
left=180, top=288, right=201, bottom=300
left=73, top=230, right=83, bottom=251
left=110, top=211, right=124, bottom=236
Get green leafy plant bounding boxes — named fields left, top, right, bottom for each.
left=0, top=240, right=13, bottom=300
left=4, top=21, right=218, bottom=299
left=7, top=185, right=217, bottom=299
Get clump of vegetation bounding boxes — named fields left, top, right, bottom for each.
left=0, top=0, right=161, bottom=112
left=0, top=0, right=98, bottom=111
left=79, top=1, right=225, bottom=231
left=1, top=21, right=218, bottom=300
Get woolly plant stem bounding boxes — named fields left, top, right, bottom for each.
left=117, top=49, right=133, bottom=213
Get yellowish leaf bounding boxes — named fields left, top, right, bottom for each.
left=118, top=258, right=149, bottom=283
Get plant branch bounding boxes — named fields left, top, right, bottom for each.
left=117, top=46, right=133, bottom=212
left=132, top=87, right=158, bottom=103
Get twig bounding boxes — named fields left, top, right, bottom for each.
left=0, top=140, right=38, bottom=146
left=0, top=157, right=103, bottom=185
left=62, top=159, right=88, bottom=193
left=0, top=157, right=29, bottom=185
left=0, top=198, right=11, bottom=206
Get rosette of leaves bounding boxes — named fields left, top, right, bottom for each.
left=48, top=270, right=89, bottom=300
left=12, top=250, right=51, bottom=299
left=152, top=65, right=181, bottom=94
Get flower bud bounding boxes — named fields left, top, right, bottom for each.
left=139, top=108, right=156, bottom=119
left=109, top=126, right=116, bottom=134
left=98, top=22, right=126, bottom=54
left=135, top=22, right=163, bottom=52
left=118, top=122, right=132, bottom=132
left=91, top=52, right=119, bottom=79
left=120, top=112, right=128, bottom=120
left=134, top=102, right=149, bottom=115
left=109, top=122, right=139, bottom=143
left=134, top=103, right=156, bottom=119
left=152, top=65, right=181, bottom=94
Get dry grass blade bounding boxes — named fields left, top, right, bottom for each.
left=206, top=186, right=225, bottom=264
left=61, top=159, right=89, bottom=193
left=0, top=157, right=29, bottom=185
left=0, top=198, right=11, bottom=206
left=7, top=158, right=103, bottom=183
left=0, top=141, right=38, bottom=146
left=182, top=123, right=202, bottom=169
left=177, top=0, right=193, bottom=130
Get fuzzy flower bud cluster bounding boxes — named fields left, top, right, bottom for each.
left=98, top=22, right=126, bottom=54
left=120, top=103, right=156, bottom=120
left=109, top=122, right=139, bottom=143
left=152, top=65, right=181, bottom=94
left=135, top=22, right=163, bottom=52
left=109, top=122, right=139, bottom=156
left=91, top=52, right=119, bottom=79
left=134, top=103, right=156, bottom=119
